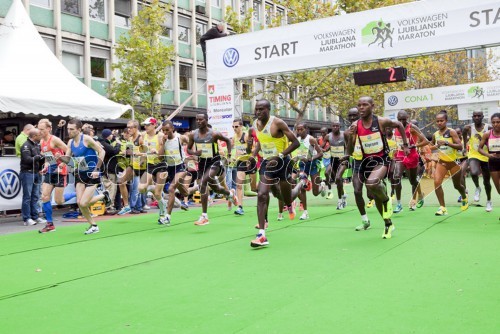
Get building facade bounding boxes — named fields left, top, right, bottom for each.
left=0, top=0, right=333, bottom=131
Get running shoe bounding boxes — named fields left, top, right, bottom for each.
left=277, top=214, right=284, bottom=221
left=486, top=201, right=493, bottom=212
left=158, top=216, right=171, bottom=226
left=143, top=205, right=151, bottom=210
left=336, top=199, right=343, bottom=210
left=461, top=196, right=469, bottom=211
left=417, top=198, right=424, bottom=208
left=382, top=199, right=393, bottom=219
left=393, top=203, right=403, bottom=214
left=227, top=189, right=239, bottom=206
left=474, top=187, right=481, bottom=202
left=366, top=199, right=375, bottom=208
left=118, top=205, right=131, bottom=215
left=435, top=206, right=448, bottom=216
left=320, top=182, right=327, bottom=197
left=382, top=224, right=395, bottom=239
left=180, top=201, right=189, bottom=211
left=288, top=202, right=296, bottom=220
left=36, top=217, right=47, bottom=225
left=24, top=219, right=37, bottom=226
left=457, top=195, right=462, bottom=203
left=409, top=199, right=416, bottom=211
left=341, top=194, right=348, bottom=208
left=250, top=233, right=269, bottom=248
left=84, top=225, right=100, bottom=235
left=39, top=224, right=55, bottom=233
left=326, top=191, right=334, bottom=200
left=355, top=220, right=371, bottom=231
left=254, top=220, right=269, bottom=229
left=234, top=207, right=245, bottom=215
left=194, top=216, right=209, bottom=226
left=299, top=212, right=309, bottom=220
left=102, top=190, right=112, bottom=207
left=299, top=173, right=308, bottom=189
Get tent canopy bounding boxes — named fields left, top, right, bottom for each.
left=0, top=0, right=131, bottom=120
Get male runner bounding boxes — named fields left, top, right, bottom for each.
left=187, top=113, right=238, bottom=226
left=318, top=127, right=332, bottom=198
left=38, top=119, right=75, bottom=233
left=250, top=99, right=299, bottom=247
left=62, top=119, right=110, bottom=234
left=462, top=111, right=492, bottom=211
left=346, top=97, right=409, bottom=239
left=325, top=121, right=348, bottom=209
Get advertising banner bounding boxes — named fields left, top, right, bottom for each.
left=384, top=81, right=500, bottom=110
left=457, top=102, right=499, bottom=120
left=206, top=79, right=235, bottom=138
left=207, top=0, right=500, bottom=81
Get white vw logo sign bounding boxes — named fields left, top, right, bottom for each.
left=223, top=48, right=239, bottom=67
left=388, top=95, right=398, bottom=106
left=0, top=169, right=21, bottom=200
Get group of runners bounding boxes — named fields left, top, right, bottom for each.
left=33, top=96, right=500, bottom=248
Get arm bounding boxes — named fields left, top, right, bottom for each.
left=20, top=143, right=39, bottom=166
left=381, top=118, right=409, bottom=155
left=246, top=128, right=255, bottom=154
left=186, top=133, right=201, bottom=156
left=462, top=125, right=471, bottom=148
left=477, top=132, right=492, bottom=158
left=85, top=135, right=105, bottom=175
left=448, top=129, right=463, bottom=151
left=213, top=132, right=232, bottom=156
left=410, top=125, right=429, bottom=148
left=344, top=121, right=358, bottom=157
left=310, top=137, right=323, bottom=161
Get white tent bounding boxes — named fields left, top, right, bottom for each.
left=0, top=0, right=131, bottom=120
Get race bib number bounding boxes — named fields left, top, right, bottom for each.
left=261, top=142, right=278, bottom=158
left=197, top=143, right=213, bottom=159
left=489, top=137, right=500, bottom=152
left=166, top=149, right=182, bottom=165
left=359, top=132, right=384, bottom=154
left=330, top=145, right=344, bottom=158
left=44, top=151, right=57, bottom=166
left=73, top=157, right=89, bottom=171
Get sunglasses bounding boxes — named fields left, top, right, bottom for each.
left=232, top=126, right=240, bottom=128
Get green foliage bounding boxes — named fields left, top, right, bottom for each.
left=109, top=0, right=175, bottom=120
left=225, top=6, right=254, bottom=34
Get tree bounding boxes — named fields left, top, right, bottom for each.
left=109, top=0, right=175, bottom=120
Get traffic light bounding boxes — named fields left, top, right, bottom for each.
left=353, top=67, right=407, bottom=86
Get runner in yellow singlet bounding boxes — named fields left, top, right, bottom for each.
left=430, top=111, right=469, bottom=216
left=249, top=99, right=299, bottom=248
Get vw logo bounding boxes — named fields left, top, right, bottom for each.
left=388, top=95, right=398, bottom=106
left=0, top=169, right=21, bottom=200
left=223, top=48, right=239, bottom=67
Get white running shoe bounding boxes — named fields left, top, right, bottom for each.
left=158, top=216, right=171, bottom=226
left=342, top=194, right=348, bottom=208
left=320, top=182, right=327, bottom=197
left=336, top=199, right=343, bottom=210
left=474, top=187, right=481, bottom=202
left=84, top=225, right=100, bottom=235
left=299, top=212, right=309, bottom=220
left=24, top=218, right=37, bottom=226
left=486, top=201, right=492, bottom=212
left=36, top=217, right=47, bottom=224
left=277, top=213, right=284, bottom=221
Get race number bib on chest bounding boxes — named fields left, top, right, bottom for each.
left=72, top=157, right=89, bottom=171
left=44, top=151, right=57, bottom=165
left=197, top=143, right=213, bottom=158
left=330, top=145, right=344, bottom=158
left=261, top=142, right=278, bottom=158
left=359, top=132, right=384, bottom=154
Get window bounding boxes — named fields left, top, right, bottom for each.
left=265, top=4, right=273, bottom=26
left=242, top=81, right=251, bottom=100
left=42, top=35, right=55, bottom=54
left=91, top=58, right=107, bottom=79
left=255, top=80, right=264, bottom=99
left=62, top=41, right=83, bottom=77
left=164, top=66, right=174, bottom=90
left=179, top=65, right=192, bottom=91
left=91, top=47, right=110, bottom=79
left=197, top=68, right=207, bottom=93
left=62, top=0, right=81, bottom=16
left=240, top=0, right=249, bottom=17
left=89, top=0, right=106, bottom=22
left=253, top=1, right=261, bottom=22
left=30, top=0, right=52, bottom=8
left=161, top=12, right=173, bottom=39
left=178, top=16, right=191, bottom=44
left=195, top=21, right=207, bottom=45
left=212, top=0, right=221, bottom=8
left=277, top=9, right=286, bottom=26
left=115, top=0, right=131, bottom=27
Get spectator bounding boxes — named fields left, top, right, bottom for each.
left=54, top=119, right=67, bottom=141
left=98, top=129, right=122, bottom=215
left=2, top=130, right=15, bottom=146
left=20, top=128, right=46, bottom=226
left=200, top=23, right=227, bottom=64
left=15, top=124, right=34, bottom=157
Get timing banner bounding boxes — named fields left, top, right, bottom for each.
left=384, top=81, right=500, bottom=110
left=207, top=0, right=500, bottom=81
left=206, top=79, right=235, bottom=138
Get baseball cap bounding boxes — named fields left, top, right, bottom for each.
left=101, top=129, right=112, bottom=139
left=141, top=117, right=158, bottom=126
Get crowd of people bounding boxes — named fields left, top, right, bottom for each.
left=16, top=96, right=500, bottom=247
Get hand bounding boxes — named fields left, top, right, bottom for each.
left=194, top=150, right=202, bottom=156
left=436, top=140, right=446, bottom=147
left=54, top=152, right=61, bottom=160
left=90, top=171, right=100, bottom=179
left=58, top=120, right=66, bottom=128
left=403, top=146, right=410, bottom=156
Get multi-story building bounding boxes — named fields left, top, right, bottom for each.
left=0, top=0, right=332, bottom=132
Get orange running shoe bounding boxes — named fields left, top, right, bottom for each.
left=194, top=216, right=209, bottom=226
left=288, top=202, right=296, bottom=220
left=250, top=233, right=269, bottom=248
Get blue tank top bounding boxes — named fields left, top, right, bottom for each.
left=70, top=134, right=98, bottom=172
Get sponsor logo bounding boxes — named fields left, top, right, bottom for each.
left=209, top=114, right=233, bottom=120
left=362, top=20, right=394, bottom=48
left=0, top=169, right=21, bottom=200
left=404, top=94, right=433, bottom=102
left=468, top=86, right=485, bottom=99
left=387, top=95, right=398, bottom=106
left=208, top=85, right=215, bottom=95
left=223, top=48, right=239, bottom=67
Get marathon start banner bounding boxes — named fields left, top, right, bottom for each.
left=206, top=0, right=500, bottom=81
